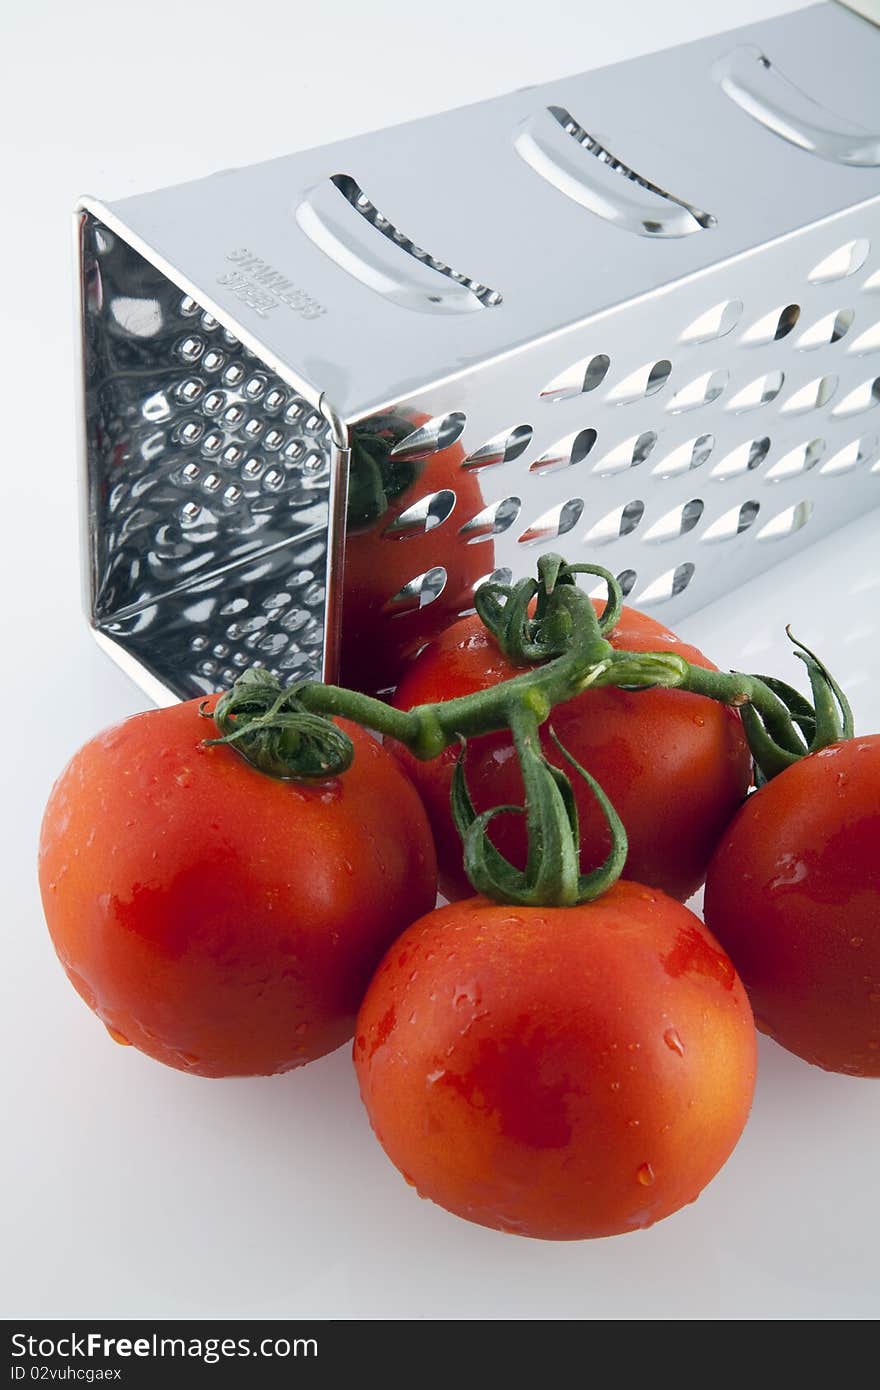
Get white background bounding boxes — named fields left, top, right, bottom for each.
left=2, top=0, right=879, bottom=1321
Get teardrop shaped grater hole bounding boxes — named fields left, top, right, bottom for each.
left=820, top=434, right=879, bottom=475
left=616, top=570, right=638, bottom=598
left=390, top=412, right=466, bottom=461
left=643, top=498, right=704, bottom=544
left=797, top=309, right=854, bottom=351
left=540, top=354, right=610, bottom=401
left=652, top=434, right=714, bottom=478
left=740, top=304, right=800, bottom=346
left=666, top=369, right=728, bottom=414
left=756, top=500, right=814, bottom=543
left=637, top=563, right=696, bottom=606
left=530, top=428, right=597, bottom=473
left=583, top=500, right=645, bottom=546
left=383, top=489, right=457, bottom=538
left=848, top=321, right=880, bottom=355
left=518, top=498, right=585, bottom=545
left=701, top=500, right=761, bottom=543
left=765, top=438, right=825, bottom=481
left=679, top=300, right=743, bottom=345
left=710, top=436, right=771, bottom=480
left=808, top=239, right=870, bottom=284
left=831, top=376, right=880, bottom=418
left=726, top=371, right=785, bottom=413
left=462, top=424, right=533, bottom=469
left=459, top=496, right=522, bottom=544
left=866, top=269, right=880, bottom=293
left=383, top=565, right=448, bottom=616
left=607, top=360, right=672, bottom=405
left=591, top=431, right=657, bottom=476
left=781, top=375, right=838, bottom=415
left=474, top=567, right=513, bottom=592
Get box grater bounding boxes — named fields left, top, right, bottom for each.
left=75, top=0, right=880, bottom=704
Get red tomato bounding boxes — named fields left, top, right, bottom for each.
left=704, top=736, right=880, bottom=1076
left=391, top=603, right=752, bottom=901
left=38, top=697, right=437, bottom=1077
left=339, top=411, right=489, bottom=696
left=355, top=882, right=756, bottom=1239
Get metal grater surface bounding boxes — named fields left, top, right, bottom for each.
left=75, top=2, right=880, bottom=702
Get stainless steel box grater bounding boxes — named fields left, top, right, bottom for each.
left=75, top=1, right=880, bottom=704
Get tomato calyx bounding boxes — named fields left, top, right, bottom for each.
left=203, top=668, right=355, bottom=780
left=474, top=554, right=624, bottom=664
left=735, top=629, right=854, bottom=785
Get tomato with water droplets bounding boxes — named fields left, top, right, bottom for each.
left=355, top=882, right=756, bottom=1239
left=391, top=602, right=752, bottom=901
left=38, top=695, right=437, bottom=1077
left=705, top=736, right=880, bottom=1076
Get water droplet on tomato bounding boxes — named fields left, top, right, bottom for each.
left=851, top=937, right=864, bottom=948
left=663, top=1027, right=685, bottom=1057
left=295, top=1022, right=308, bottom=1036
left=610, top=1081, right=621, bottom=1092
left=692, top=716, right=705, bottom=728
left=453, top=981, right=481, bottom=1010
left=105, top=1025, right=131, bottom=1046
left=868, top=993, right=880, bottom=1005
left=628, top=1118, right=640, bottom=1129
left=636, top=1162, right=655, bottom=1186
left=426, top=1068, right=446, bottom=1086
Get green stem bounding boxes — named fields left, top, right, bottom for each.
left=296, top=582, right=614, bottom=760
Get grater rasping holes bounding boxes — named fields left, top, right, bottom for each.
left=75, top=1, right=880, bottom=704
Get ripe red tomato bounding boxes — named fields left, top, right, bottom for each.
left=39, top=697, right=437, bottom=1077
left=355, top=882, right=756, bottom=1239
left=339, top=411, right=489, bottom=696
left=704, top=736, right=880, bottom=1076
left=391, top=602, right=752, bottom=901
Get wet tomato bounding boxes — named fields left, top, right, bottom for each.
left=39, top=696, right=437, bottom=1077
left=704, top=736, right=880, bottom=1076
left=355, top=883, right=756, bottom=1239
left=391, top=603, right=752, bottom=901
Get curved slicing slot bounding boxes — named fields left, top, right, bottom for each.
left=797, top=308, right=854, bottom=351
left=710, top=436, right=771, bottom=480
left=651, top=434, right=714, bottom=478
left=713, top=47, right=880, bottom=166
left=666, top=369, right=728, bottom=414
left=531, top=427, right=598, bottom=473
left=463, top=424, right=532, bottom=469
left=831, top=376, right=880, bottom=418
left=820, top=434, right=879, bottom=475
left=701, top=501, right=760, bottom=543
left=514, top=106, right=714, bottom=238
left=592, top=430, right=657, bottom=476
left=518, top=498, right=584, bottom=545
left=756, top=500, right=814, bottom=543
left=765, top=438, right=825, bottom=481
left=583, top=500, right=645, bottom=546
left=295, top=176, right=501, bottom=314
left=643, top=499, right=704, bottom=544
left=390, top=412, right=466, bottom=461
left=382, top=489, right=457, bottom=538
left=459, top=496, right=522, bottom=543
left=637, top=563, right=696, bottom=606
left=680, top=301, right=742, bottom=345
left=781, top=375, right=838, bottom=415
left=740, top=304, right=800, bottom=347
left=383, top=566, right=448, bottom=615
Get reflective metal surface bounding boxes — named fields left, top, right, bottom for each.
left=76, top=2, right=880, bottom=702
